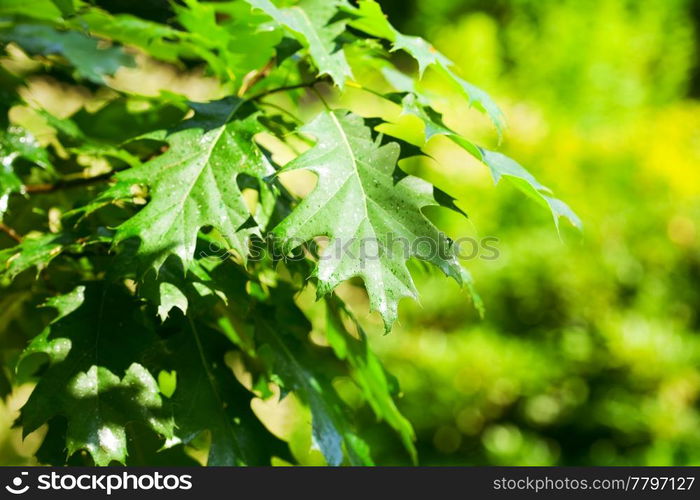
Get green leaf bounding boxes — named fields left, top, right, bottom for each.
left=73, top=10, right=185, bottom=62
left=157, top=370, right=177, bottom=398
left=164, top=317, right=290, bottom=465
left=17, top=284, right=174, bottom=465
left=0, top=234, right=67, bottom=280
left=1, top=126, right=53, bottom=171
left=109, top=98, right=274, bottom=271
left=200, top=262, right=372, bottom=465
left=325, top=298, right=416, bottom=462
left=0, top=232, right=111, bottom=281
left=272, top=110, right=463, bottom=331
left=37, top=110, right=143, bottom=171
left=155, top=282, right=188, bottom=321
left=0, top=0, right=63, bottom=21
left=50, top=0, right=78, bottom=17
left=0, top=24, right=135, bottom=84
left=255, top=302, right=372, bottom=465
left=437, top=65, right=506, bottom=134
left=63, top=364, right=169, bottom=465
left=459, top=266, right=484, bottom=318
left=246, top=0, right=353, bottom=87
left=174, top=0, right=283, bottom=84
left=345, top=0, right=504, bottom=131
left=398, top=92, right=453, bottom=141
left=0, top=126, right=54, bottom=219
left=391, top=93, right=582, bottom=231
left=70, top=96, right=188, bottom=146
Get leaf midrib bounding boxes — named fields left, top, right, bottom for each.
left=165, top=101, right=244, bottom=222
left=126, top=100, right=246, bottom=250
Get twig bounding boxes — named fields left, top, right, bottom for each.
left=24, top=170, right=118, bottom=194
left=248, top=80, right=321, bottom=101
left=238, top=58, right=276, bottom=97
left=0, top=222, right=23, bottom=243
left=345, top=80, right=389, bottom=100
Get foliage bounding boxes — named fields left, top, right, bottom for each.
left=0, top=0, right=576, bottom=465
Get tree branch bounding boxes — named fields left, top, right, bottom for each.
left=0, top=222, right=23, bottom=243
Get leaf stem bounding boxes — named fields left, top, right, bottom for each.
left=248, top=80, right=321, bottom=101
left=345, top=80, right=388, bottom=100
left=188, top=317, right=222, bottom=404
left=24, top=169, right=121, bottom=194
left=0, top=222, right=23, bottom=243
left=311, top=85, right=331, bottom=111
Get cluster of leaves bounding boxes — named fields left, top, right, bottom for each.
left=0, top=0, right=578, bottom=465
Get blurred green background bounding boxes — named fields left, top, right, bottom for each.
left=2, top=0, right=700, bottom=465
left=357, top=0, right=700, bottom=465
